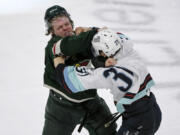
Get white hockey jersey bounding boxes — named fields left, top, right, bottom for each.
left=56, top=33, right=155, bottom=114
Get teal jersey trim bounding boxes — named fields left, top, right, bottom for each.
left=116, top=80, right=155, bottom=114
left=63, top=66, right=78, bottom=93
left=64, top=66, right=86, bottom=93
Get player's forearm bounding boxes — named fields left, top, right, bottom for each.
left=53, top=29, right=97, bottom=56
left=61, top=29, right=97, bottom=55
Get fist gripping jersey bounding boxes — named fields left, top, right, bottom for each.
left=55, top=34, right=155, bottom=114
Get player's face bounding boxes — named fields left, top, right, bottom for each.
left=51, top=16, right=73, bottom=37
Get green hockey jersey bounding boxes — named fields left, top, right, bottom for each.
left=43, top=29, right=98, bottom=103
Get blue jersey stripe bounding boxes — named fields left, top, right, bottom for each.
left=63, top=67, right=78, bottom=93
left=63, top=66, right=86, bottom=93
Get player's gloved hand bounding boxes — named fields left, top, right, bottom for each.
left=91, top=56, right=107, bottom=68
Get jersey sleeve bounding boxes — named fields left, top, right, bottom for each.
left=57, top=29, right=97, bottom=56
left=55, top=64, right=134, bottom=100
left=55, top=64, right=112, bottom=93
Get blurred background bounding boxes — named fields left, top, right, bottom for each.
left=0, top=0, right=180, bottom=134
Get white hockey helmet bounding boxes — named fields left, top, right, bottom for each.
left=91, top=29, right=122, bottom=57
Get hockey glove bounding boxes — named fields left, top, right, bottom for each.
left=91, top=56, right=107, bottom=68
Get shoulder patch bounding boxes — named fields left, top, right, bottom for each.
left=75, top=66, right=89, bottom=76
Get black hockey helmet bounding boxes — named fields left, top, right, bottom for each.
left=44, top=5, right=70, bottom=22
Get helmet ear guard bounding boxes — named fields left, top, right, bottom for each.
left=91, top=29, right=122, bottom=57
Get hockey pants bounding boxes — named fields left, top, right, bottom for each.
left=117, top=92, right=162, bottom=135
left=42, top=91, right=117, bottom=135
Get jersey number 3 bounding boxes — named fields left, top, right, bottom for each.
left=103, top=67, right=133, bottom=92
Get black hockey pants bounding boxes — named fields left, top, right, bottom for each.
left=117, top=92, right=162, bottom=135
left=42, top=90, right=117, bottom=135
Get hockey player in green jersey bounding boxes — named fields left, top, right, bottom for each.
left=42, top=5, right=117, bottom=135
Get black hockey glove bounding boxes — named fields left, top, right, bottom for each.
left=91, top=56, right=107, bottom=68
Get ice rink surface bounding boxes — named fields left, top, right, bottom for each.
left=0, top=0, right=180, bottom=134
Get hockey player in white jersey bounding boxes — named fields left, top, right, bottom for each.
left=53, top=29, right=162, bottom=135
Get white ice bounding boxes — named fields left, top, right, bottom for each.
left=0, top=0, right=180, bottom=135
